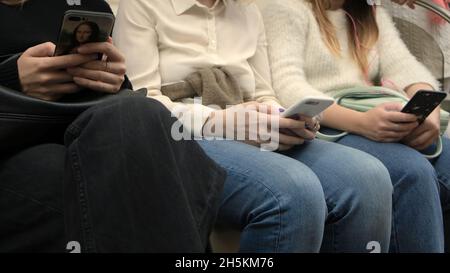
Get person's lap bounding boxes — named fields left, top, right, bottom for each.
left=197, top=139, right=327, bottom=252
left=198, top=139, right=392, bottom=252
left=281, top=139, right=392, bottom=252
left=332, top=131, right=447, bottom=252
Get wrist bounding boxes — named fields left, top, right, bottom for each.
left=347, top=111, right=367, bottom=135
left=202, top=110, right=227, bottom=138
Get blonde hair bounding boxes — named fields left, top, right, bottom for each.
left=308, top=0, right=379, bottom=74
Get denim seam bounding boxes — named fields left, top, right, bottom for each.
left=69, top=146, right=97, bottom=253
left=196, top=166, right=224, bottom=231
left=325, top=202, right=338, bottom=253
left=390, top=193, right=400, bottom=253
left=225, top=169, right=282, bottom=253
left=438, top=175, right=450, bottom=211
left=0, top=187, right=63, bottom=215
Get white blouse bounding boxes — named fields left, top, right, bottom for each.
left=113, top=0, right=279, bottom=137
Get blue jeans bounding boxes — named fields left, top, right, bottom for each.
left=197, top=139, right=393, bottom=253
left=334, top=133, right=450, bottom=253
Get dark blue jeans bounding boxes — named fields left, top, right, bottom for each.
left=0, top=96, right=225, bottom=253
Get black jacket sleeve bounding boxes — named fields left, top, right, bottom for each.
left=0, top=54, right=22, bottom=91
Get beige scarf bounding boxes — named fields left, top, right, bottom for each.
left=160, top=67, right=244, bottom=109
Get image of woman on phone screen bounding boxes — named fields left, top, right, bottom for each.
left=62, top=21, right=100, bottom=55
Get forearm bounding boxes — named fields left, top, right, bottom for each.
left=404, top=82, right=436, bottom=98
left=321, top=104, right=366, bottom=135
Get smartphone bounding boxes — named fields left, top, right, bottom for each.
left=54, top=10, right=115, bottom=57
left=401, top=90, right=447, bottom=123
left=281, top=96, right=335, bottom=118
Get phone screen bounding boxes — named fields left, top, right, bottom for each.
left=54, top=10, right=115, bottom=57
left=401, top=90, right=447, bottom=123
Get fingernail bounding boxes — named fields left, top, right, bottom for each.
left=279, top=108, right=285, bottom=113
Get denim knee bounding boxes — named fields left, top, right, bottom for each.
left=197, top=140, right=327, bottom=252
left=265, top=162, right=327, bottom=250
left=391, top=150, right=439, bottom=195
left=350, top=154, right=393, bottom=212
left=327, top=150, right=393, bottom=229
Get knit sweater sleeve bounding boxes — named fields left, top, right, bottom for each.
left=261, top=0, right=330, bottom=109
left=377, top=8, right=441, bottom=91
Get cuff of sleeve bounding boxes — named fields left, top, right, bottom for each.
left=261, top=99, right=284, bottom=111
left=173, top=103, right=216, bottom=139
left=395, top=77, right=441, bottom=93
left=0, top=54, right=22, bottom=91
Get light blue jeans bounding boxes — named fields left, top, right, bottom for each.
left=333, top=134, right=450, bottom=253
left=197, top=139, right=393, bottom=253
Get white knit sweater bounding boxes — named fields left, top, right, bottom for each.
left=258, top=0, right=440, bottom=108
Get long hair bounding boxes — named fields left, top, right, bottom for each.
left=308, top=0, right=379, bottom=74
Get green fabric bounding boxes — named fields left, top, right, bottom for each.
left=317, top=86, right=449, bottom=159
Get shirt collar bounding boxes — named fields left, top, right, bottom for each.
left=171, top=0, right=228, bottom=15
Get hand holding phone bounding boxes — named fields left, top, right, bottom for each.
left=55, top=10, right=126, bottom=94
left=401, top=90, right=447, bottom=123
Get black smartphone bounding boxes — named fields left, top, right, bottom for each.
left=401, top=90, right=447, bottom=123
left=54, top=10, right=115, bottom=57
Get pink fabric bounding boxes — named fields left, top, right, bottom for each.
left=429, top=0, right=449, bottom=25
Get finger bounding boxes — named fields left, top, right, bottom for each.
left=279, top=117, right=306, bottom=130
left=27, top=92, right=62, bottom=101
left=279, top=133, right=305, bottom=146
left=402, top=130, right=418, bottom=144
left=278, top=144, right=294, bottom=151
left=409, top=131, right=437, bottom=150
left=299, top=115, right=315, bottom=125
left=402, top=123, right=429, bottom=143
left=73, top=76, right=119, bottom=93
left=386, top=121, right=419, bottom=133
left=78, top=60, right=126, bottom=75
left=41, top=54, right=98, bottom=70
left=67, top=67, right=124, bottom=85
left=411, top=122, right=430, bottom=137
left=34, top=83, right=81, bottom=95
left=239, top=102, right=259, bottom=113
left=28, top=71, right=74, bottom=87
left=258, top=104, right=280, bottom=115
left=290, top=128, right=316, bottom=140
left=386, top=111, right=418, bottom=123
left=25, top=42, right=56, bottom=58
left=385, top=131, right=411, bottom=140
left=77, top=42, right=125, bottom=62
